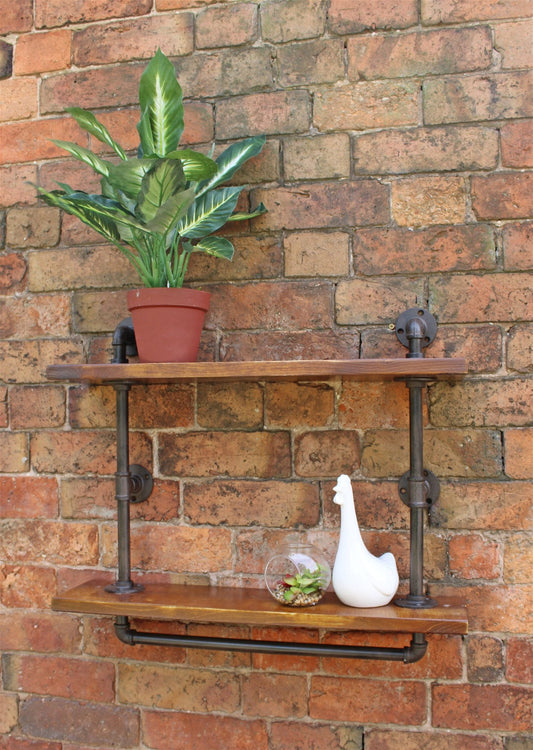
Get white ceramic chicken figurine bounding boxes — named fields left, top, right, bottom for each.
left=332, top=474, right=399, bottom=607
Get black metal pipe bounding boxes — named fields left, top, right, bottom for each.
left=113, top=616, right=427, bottom=663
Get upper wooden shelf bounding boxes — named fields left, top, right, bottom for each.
left=46, top=357, right=467, bottom=385
left=52, top=580, right=468, bottom=635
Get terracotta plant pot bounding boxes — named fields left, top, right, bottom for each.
left=127, top=287, right=211, bottom=363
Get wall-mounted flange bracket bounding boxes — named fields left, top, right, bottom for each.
left=395, top=308, right=437, bottom=358
left=398, top=469, right=440, bottom=509
left=129, top=464, right=153, bottom=504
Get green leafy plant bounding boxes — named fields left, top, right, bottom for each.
left=37, top=49, right=266, bottom=288
left=280, top=565, right=328, bottom=605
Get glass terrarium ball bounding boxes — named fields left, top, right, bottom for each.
left=264, top=542, right=331, bottom=607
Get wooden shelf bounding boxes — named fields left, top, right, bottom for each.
left=52, top=580, right=468, bottom=635
left=46, top=357, right=467, bottom=384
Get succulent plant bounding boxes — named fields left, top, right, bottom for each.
left=277, top=565, right=329, bottom=606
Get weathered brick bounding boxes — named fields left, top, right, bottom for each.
left=365, top=730, right=503, bottom=750
left=0, top=339, right=85, bottom=384
left=35, top=0, right=152, bottom=27
left=0, top=118, right=86, bottom=165
left=0, top=252, right=27, bottom=291
left=472, top=173, right=533, bottom=220
left=29, top=245, right=137, bottom=292
left=430, top=378, right=533, bottom=427
left=143, top=710, right=268, bottom=750
left=0, top=39, right=12, bottom=78
left=0, top=611, right=81, bottom=653
left=197, top=382, right=263, bottom=428
left=0, top=0, right=32, bottom=33
left=207, top=280, right=333, bottom=331
left=435, top=480, right=532, bottom=530
left=261, top=0, right=326, bottom=42
left=0, top=519, right=99, bottom=565
left=433, top=582, right=533, bottom=633
left=73, top=14, right=193, bottom=67
left=4, top=654, right=115, bottom=701
left=0, top=693, right=17, bottom=734
left=433, top=684, right=533, bottom=731
left=449, top=533, right=501, bottom=579
left=348, top=26, right=491, bottom=80
left=314, top=81, right=419, bottom=132
left=329, top=0, right=418, bottom=33
left=159, top=430, right=290, bottom=478
left=467, top=635, right=504, bottom=682
left=495, top=19, right=533, bottom=69
left=0, top=78, right=38, bottom=123
left=503, top=222, right=533, bottom=271
left=336, top=276, right=425, bottom=326
left=189, top=234, right=282, bottom=284
left=73, top=289, right=130, bottom=333
left=14, top=30, right=72, bottom=76
left=284, top=230, right=350, bottom=277
left=217, top=90, right=309, bottom=139
left=196, top=3, right=257, bottom=48
left=504, top=532, right=533, bottom=583
left=40, top=64, right=143, bottom=114
left=508, top=324, right=533, bottom=372
left=354, top=225, right=496, bottom=275
left=184, top=479, right=319, bottom=527
left=284, top=134, right=350, bottom=181
left=339, top=381, right=413, bottom=430
left=118, top=662, right=240, bottom=711
left=0, top=432, right=28, bottom=472
left=265, top=382, right=335, bottom=428
left=430, top=273, right=533, bottom=323
left=0, top=563, right=56, bottom=607
left=424, top=71, right=533, bottom=125
left=422, top=0, right=532, bottom=24
left=277, top=39, right=345, bottom=87
left=10, top=385, right=65, bottom=429
left=310, top=676, right=426, bottom=724
left=19, top=697, right=139, bottom=746
left=0, top=294, right=70, bottom=339
left=0, top=165, right=37, bottom=208
left=175, top=47, right=273, bottom=100
left=242, top=673, right=308, bottom=718
left=361, top=429, right=502, bottom=478
left=0, top=738, right=62, bottom=750
left=83, top=615, right=187, bottom=662
left=294, top=430, right=360, bottom=477
left=502, top=121, right=533, bottom=168
left=507, top=637, right=533, bottom=683
left=252, top=182, right=389, bottom=232
left=6, top=206, right=60, bottom=249
left=221, top=329, right=360, bottom=362
left=392, top=175, right=467, bottom=227
left=353, top=126, right=499, bottom=174
left=271, top=722, right=362, bottom=750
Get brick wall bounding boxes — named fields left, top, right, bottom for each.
left=0, top=1, right=532, bottom=748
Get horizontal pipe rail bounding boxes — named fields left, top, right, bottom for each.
left=114, top=617, right=428, bottom=663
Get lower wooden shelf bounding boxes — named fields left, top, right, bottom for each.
left=52, top=580, right=468, bottom=635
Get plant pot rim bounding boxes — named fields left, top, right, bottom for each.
left=127, top=287, right=211, bottom=311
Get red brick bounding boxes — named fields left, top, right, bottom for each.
left=284, top=134, right=350, bottom=180
left=271, top=721, right=361, bottom=750
left=508, top=324, right=533, bottom=372
left=392, top=175, right=467, bottom=227
left=6, top=206, right=60, bottom=249
left=430, top=273, right=533, bottom=322
left=196, top=3, right=257, bottom=48
left=336, top=276, right=425, bottom=326
left=221, top=329, right=360, bottom=362
left=197, top=381, right=263, bottom=428
left=216, top=90, right=310, bottom=139
left=322, top=479, right=408, bottom=530
left=143, top=710, right=268, bottom=750
left=253, top=182, right=389, bottom=232
left=314, top=80, right=418, bottom=131
left=0, top=294, right=70, bottom=339
left=0, top=611, right=81, bottom=653
left=310, top=676, right=426, bottom=724
left=266, top=382, right=335, bottom=428
left=250, top=626, right=320, bottom=673
left=284, top=229, right=350, bottom=277
left=433, top=683, right=533, bottom=731
left=102, top=523, right=232, bottom=573
left=0, top=519, right=99, bottom=565
left=261, top=0, right=326, bottom=43
left=73, top=14, right=193, bottom=66
left=19, top=697, right=139, bottom=746
left=35, top=0, right=152, bottom=27
left=348, top=26, right=491, bottom=80
left=189, top=233, right=282, bottom=283
left=0, top=118, right=86, bottom=165
left=242, top=673, right=308, bottom=718
left=84, top=616, right=187, bottom=662
left=0, top=739, right=62, bottom=750
left=329, top=0, right=418, bottom=33
left=365, top=730, right=503, bottom=750
left=294, top=430, right=360, bottom=477
left=184, top=479, right=319, bottom=527
left=0, top=694, right=17, bottom=734
left=39, top=160, right=101, bottom=196
left=353, top=126, right=498, bottom=174
left=14, top=30, right=72, bottom=76
left=4, top=654, right=115, bottom=702
left=430, top=378, right=533, bottom=428
left=0, top=339, right=85, bottom=384
left=339, top=380, right=413, bottom=430
left=424, top=71, right=533, bottom=124
left=0, top=38, right=11, bottom=77
left=0, top=0, right=32, bottom=33
left=503, top=222, right=533, bottom=271
left=73, top=289, right=130, bottom=333
left=422, top=0, right=532, bottom=24
left=504, top=532, right=533, bottom=583
left=0, top=386, right=6, bottom=427
left=472, top=173, right=533, bottom=220
left=0, top=165, right=37, bottom=208
left=278, top=40, right=345, bottom=87
left=507, top=637, right=533, bottom=683
left=495, top=20, right=533, bottom=69
left=435, top=480, right=532, bottom=531
left=0, top=564, right=56, bottom=607
left=467, top=635, right=504, bottom=682
left=449, top=533, right=501, bottom=579
left=433, top=583, right=533, bottom=633
left=0, top=432, right=28, bottom=472
left=501, top=121, right=533, bottom=168
left=118, top=662, right=240, bottom=711
left=354, top=225, right=496, bottom=275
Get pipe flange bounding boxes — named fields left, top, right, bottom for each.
left=129, top=464, right=153, bottom=503
left=398, top=469, right=440, bottom=508
left=395, top=308, right=437, bottom=350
